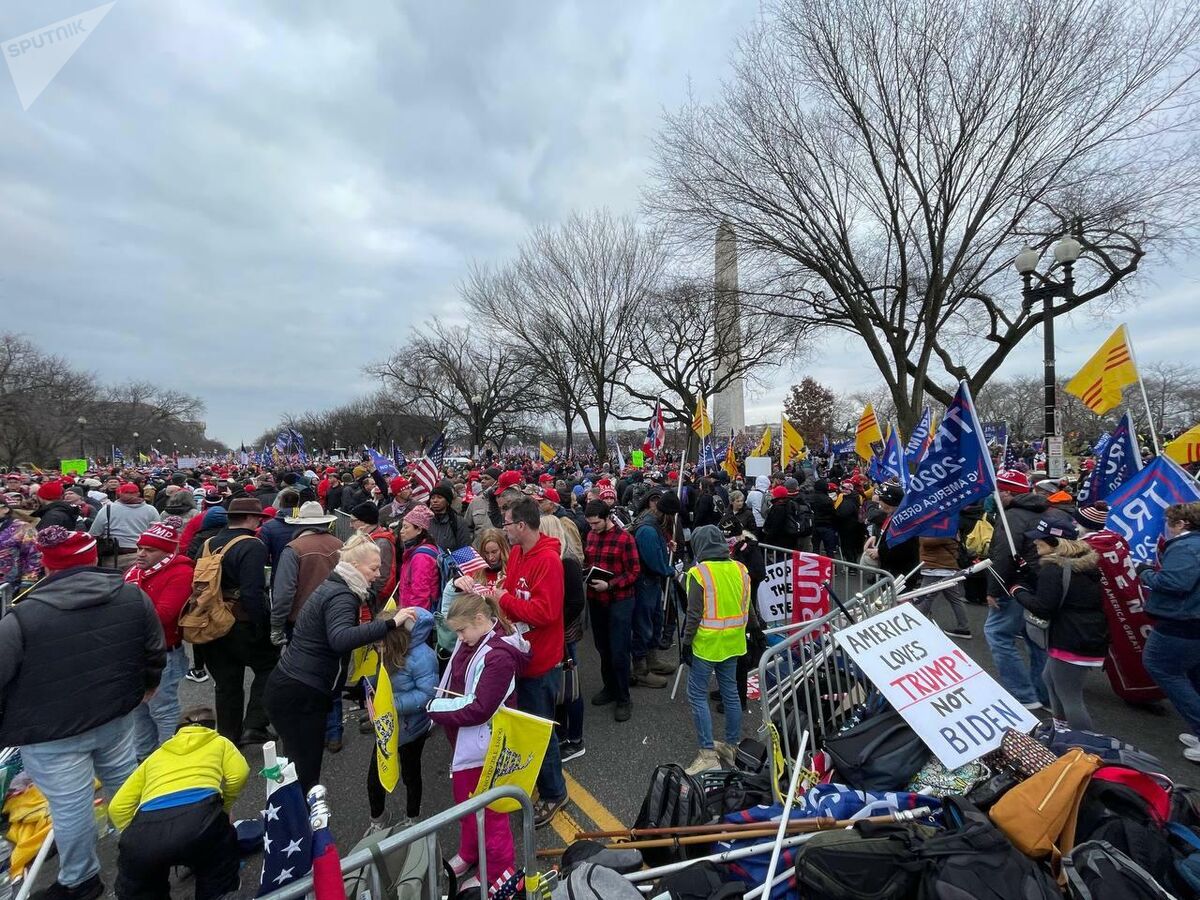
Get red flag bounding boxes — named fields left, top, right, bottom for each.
left=311, top=825, right=346, bottom=900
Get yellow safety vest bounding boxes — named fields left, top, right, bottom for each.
left=688, top=559, right=750, bottom=662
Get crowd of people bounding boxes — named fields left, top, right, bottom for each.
left=0, top=442, right=1197, bottom=898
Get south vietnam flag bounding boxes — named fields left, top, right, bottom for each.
left=1064, top=325, right=1139, bottom=415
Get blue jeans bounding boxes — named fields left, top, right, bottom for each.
left=563, top=642, right=584, bottom=743
left=687, top=656, right=741, bottom=750
left=20, top=713, right=138, bottom=887
left=326, top=696, right=343, bottom=742
left=631, top=577, right=665, bottom=659
left=1143, top=628, right=1200, bottom=737
left=984, top=596, right=1049, bottom=705
left=133, top=647, right=188, bottom=759
left=590, top=596, right=634, bottom=702
left=516, top=668, right=567, bottom=803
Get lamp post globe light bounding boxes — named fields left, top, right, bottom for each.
left=76, top=416, right=87, bottom=459
left=1014, top=236, right=1080, bottom=478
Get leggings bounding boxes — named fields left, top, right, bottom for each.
left=367, top=732, right=430, bottom=819
left=1042, top=657, right=1095, bottom=730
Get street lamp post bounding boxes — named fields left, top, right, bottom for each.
left=76, top=417, right=87, bottom=459
left=1014, top=236, right=1081, bottom=477
left=131, top=432, right=139, bottom=460
left=471, top=394, right=483, bottom=459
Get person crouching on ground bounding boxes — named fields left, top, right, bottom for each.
left=109, top=706, right=248, bottom=900
left=427, top=591, right=530, bottom=893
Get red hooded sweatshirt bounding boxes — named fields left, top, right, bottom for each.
left=498, top=533, right=565, bottom=678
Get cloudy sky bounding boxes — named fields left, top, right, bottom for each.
left=2, top=1, right=1196, bottom=446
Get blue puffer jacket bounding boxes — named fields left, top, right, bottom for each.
left=371, top=606, right=439, bottom=745
left=1140, top=530, right=1200, bottom=623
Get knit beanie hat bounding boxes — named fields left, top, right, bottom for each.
left=137, top=521, right=180, bottom=553
left=1073, top=501, right=1109, bottom=530
left=403, top=504, right=434, bottom=532
left=996, top=470, right=1032, bottom=494
left=351, top=501, right=380, bottom=526
left=430, top=482, right=455, bottom=504
left=389, top=476, right=409, bottom=495
left=37, top=525, right=98, bottom=570
left=37, top=480, right=64, bottom=502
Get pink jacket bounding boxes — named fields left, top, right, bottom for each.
left=398, top=540, right=441, bottom=610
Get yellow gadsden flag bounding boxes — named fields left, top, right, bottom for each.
left=751, top=425, right=772, bottom=457
left=781, top=417, right=805, bottom=468
left=539, top=441, right=556, bottom=462
left=474, top=706, right=553, bottom=812
left=348, top=645, right=379, bottom=683
left=1064, top=325, right=1139, bottom=414
left=692, top=393, right=713, bottom=439
left=368, top=663, right=400, bottom=792
left=855, top=404, right=884, bottom=460
left=1166, top=424, right=1200, bottom=465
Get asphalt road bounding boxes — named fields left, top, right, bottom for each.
left=28, top=600, right=1199, bottom=897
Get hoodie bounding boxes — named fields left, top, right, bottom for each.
left=89, top=496, right=161, bottom=550
left=428, top=621, right=531, bottom=772
left=747, top=476, right=771, bottom=529
left=108, top=725, right=249, bottom=830
left=498, top=533, right=565, bottom=678
left=0, top=567, right=165, bottom=745
left=683, top=525, right=743, bottom=648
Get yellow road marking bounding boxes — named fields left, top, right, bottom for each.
left=551, top=807, right=583, bottom=847
left=563, top=771, right=624, bottom=833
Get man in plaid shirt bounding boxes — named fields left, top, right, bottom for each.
left=584, top=499, right=641, bottom=722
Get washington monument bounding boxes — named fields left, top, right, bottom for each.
left=712, top=221, right=745, bottom=434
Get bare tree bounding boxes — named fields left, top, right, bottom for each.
left=648, top=0, right=1200, bottom=431
left=369, top=320, right=537, bottom=452
left=465, top=210, right=667, bottom=458
left=1141, top=361, right=1200, bottom=437
left=89, top=381, right=206, bottom=454
left=0, top=333, right=97, bottom=467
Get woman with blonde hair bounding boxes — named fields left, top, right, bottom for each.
left=1011, top=518, right=1107, bottom=730
left=265, top=533, right=415, bottom=791
left=538, top=516, right=588, bottom=760
left=473, top=527, right=510, bottom=587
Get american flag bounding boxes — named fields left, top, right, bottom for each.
left=450, top=545, right=488, bottom=577
left=410, top=456, right=438, bottom=502
left=258, top=775, right=312, bottom=895
left=427, top=433, right=446, bottom=469
left=642, top=399, right=666, bottom=459
left=490, top=867, right=524, bottom=900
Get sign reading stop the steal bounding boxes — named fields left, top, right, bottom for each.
left=833, top=605, right=1038, bottom=768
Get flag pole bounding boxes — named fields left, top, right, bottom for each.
left=962, top=380, right=1018, bottom=558
left=1126, top=326, right=1161, bottom=456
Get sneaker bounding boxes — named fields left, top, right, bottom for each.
left=714, top=741, right=737, bottom=768
left=534, top=794, right=568, bottom=828
left=685, top=749, right=721, bottom=776
left=560, top=740, right=586, bottom=763
left=943, top=628, right=973, bottom=639
left=632, top=670, right=669, bottom=689
left=1021, top=701, right=1044, bottom=711
left=33, top=877, right=104, bottom=900
left=459, top=875, right=481, bottom=892
left=614, top=701, right=632, bottom=722
left=1181, top=733, right=1200, bottom=750
left=1186, top=746, right=1200, bottom=765
left=185, top=668, right=209, bottom=683
left=591, top=688, right=615, bottom=707
left=325, top=737, right=343, bottom=753
left=363, top=811, right=393, bottom=837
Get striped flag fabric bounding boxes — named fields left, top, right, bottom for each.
left=1064, top=324, right=1139, bottom=414
left=855, top=404, right=884, bottom=460
left=450, top=545, right=488, bottom=577
left=427, top=433, right=446, bottom=469
left=410, top=457, right=438, bottom=502
left=1166, top=424, right=1200, bottom=465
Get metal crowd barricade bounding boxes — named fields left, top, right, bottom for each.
left=755, top=546, right=899, bottom=790
left=333, top=509, right=356, bottom=542
left=258, top=785, right=537, bottom=900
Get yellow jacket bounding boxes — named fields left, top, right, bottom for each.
left=109, top=726, right=249, bottom=830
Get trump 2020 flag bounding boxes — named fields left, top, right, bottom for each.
left=258, top=767, right=312, bottom=895
left=474, top=707, right=553, bottom=813
left=905, top=407, right=932, bottom=467
left=882, top=424, right=909, bottom=489
left=1092, top=411, right=1142, bottom=502
left=366, top=668, right=400, bottom=792
left=366, top=446, right=398, bottom=477
left=1104, top=455, right=1200, bottom=563
left=885, top=381, right=994, bottom=546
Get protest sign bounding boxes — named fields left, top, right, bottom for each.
left=981, top=421, right=1008, bottom=448
left=833, top=605, right=1038, bottom=768
left=59, top=458, right=86, bottom=475
left=755, top=551, right=833, bottom=629
left=176, top=456, right=199, bottom=469
left=630, top=450, right=644, bottom=468
left=745, top=456, right=772, bottom=478
left=756, top=555, right=792, bottom=625
left=1105, top=455, right=1200, bottom=563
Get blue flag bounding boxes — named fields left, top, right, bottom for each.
left=905, top=408, right=931, bottom=467
left=698, top=440, right=717, bottom=473
left=981, top=421, right=1008, bottom=449
left=391, top=441, right=407, bottom=472
left=882, top=425, right=910, bottom=489
left=886, top=381, right=994, bottom=546
left=427, top=433, right=446, bottom=469
left=365, top=446, right=398, bottom=477
left=1105, top=455, right=1200, bottom=563
left=258, top=777, right=312, bottom=894
left=830, top=438, right=856, bottom=457
left=868, top=452, right=887, bottom=483
left=1092, top=411, right=1142, bottom=502
left=1092, top=432, right=1113, bottom=459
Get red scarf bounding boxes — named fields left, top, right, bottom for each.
left=124, top=553, right=178, bottom=586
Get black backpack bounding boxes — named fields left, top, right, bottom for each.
left=653, top=861, right=744, bottom=900
left=823, top=709, right=931, bottom=792
left=793, top=820, right=933, bottom=900
left=1063, top=840, right=1177, bottom=899
left=632, top=765, right=713, bottom=866
left=917, top=796, right=1060, bottom=899
left=788, top=499, right=814, bottom=538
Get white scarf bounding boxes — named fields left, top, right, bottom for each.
left=335, top=560, right=370, bottom=599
